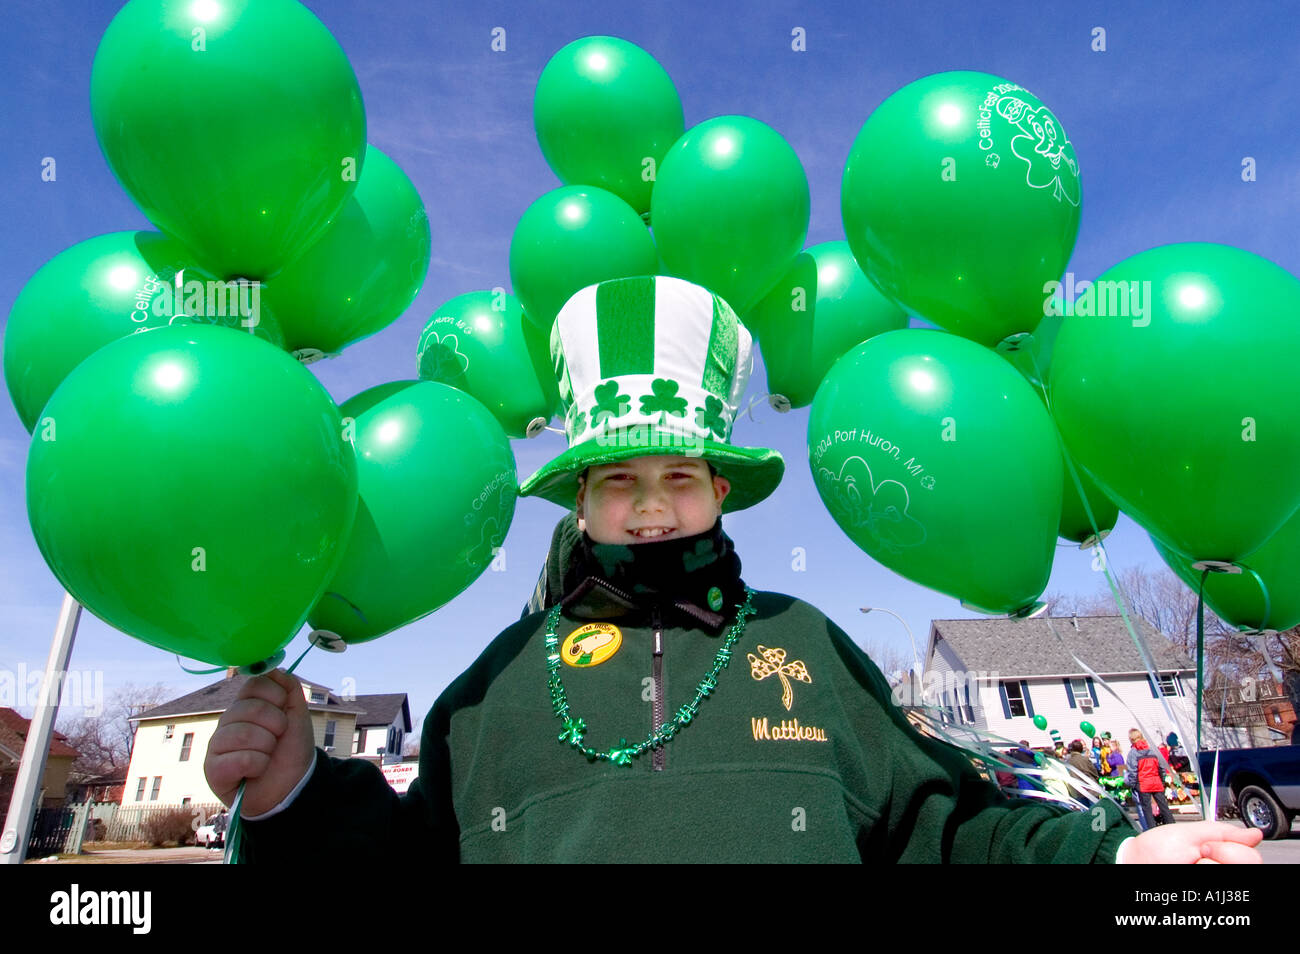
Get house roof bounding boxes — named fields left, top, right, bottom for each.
left=928, top=615, right=1195, bottom=678
left=0, top=708, right=80, bottom=760
left=132, top=675, right=365, bottom=722
left=351, top=694, right=412, bottom=731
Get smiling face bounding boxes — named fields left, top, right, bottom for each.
left=574, top=455, right=731, bottom=544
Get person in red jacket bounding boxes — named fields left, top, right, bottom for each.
left=1126, top=729, right=1176, bottom=829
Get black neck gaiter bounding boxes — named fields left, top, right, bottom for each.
left=560, top=518, right=747, bottom=630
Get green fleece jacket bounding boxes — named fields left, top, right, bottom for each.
left=242, top=584, right=1133, bottom=863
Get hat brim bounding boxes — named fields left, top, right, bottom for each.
left=518, top=429, right=784, bottom=513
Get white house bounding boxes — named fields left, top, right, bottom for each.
left=121, top=672, right=407, bottom=812
left=349, top=693, right=413, bottom=763
left=919, top=615, right=1238, bottom=750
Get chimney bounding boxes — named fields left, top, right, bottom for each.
left=1071, top=615, right=1079, bottom=630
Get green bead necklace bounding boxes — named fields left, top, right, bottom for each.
left=545, top=586, right=757, bottom=766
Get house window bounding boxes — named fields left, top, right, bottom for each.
left=150, top=777, right=162, bottom=801
left=164, top=725, right=174, bottom=740
left=1068, top=678, right=1094, bottom=708
left=960, top=685, right=975, bottom=725
left=1004, top=681, right=1027, bottom=717
left=181, top=797, right=191, bottom=807
left=353, top=728, right=363, bottom=754
left=1270, top=708, right=1282, bottom=725
left=179, top=733, right=194, bottom=761
left=1156, top=675, right=1178, bottom=697
left=323, top=721, right=336, bottom=749
left=135, top=777, right=146, bottom=802
left=310, top=689, right=326, bottom=704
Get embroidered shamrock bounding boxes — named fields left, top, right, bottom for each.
left=590, top=380, right=631, bottom=427
left=639, top=378, right=688, bottom=424
left=694, top=394, right=728, bottom=439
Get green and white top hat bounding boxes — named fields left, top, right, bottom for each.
left=518, top=275, right=784, bottom=512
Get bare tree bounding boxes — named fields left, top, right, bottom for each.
left=59, top=683, right=173, bottom=780
left=861, top=640, right=912, bottom=687
left=1047, top=564, right=1299, bottom=739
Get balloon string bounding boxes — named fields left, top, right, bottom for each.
left=224, top=641, right=316, bottom=865
left=1195, top=568, right=1208, bottom=759
left=1024, top=342, right=1203, bottom=800
left=1240, top=564, right=1272, bottom=632
left=175, top=657, right=226, bottom=675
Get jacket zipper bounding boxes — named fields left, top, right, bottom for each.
left=651, top=601, right=665, bottom=772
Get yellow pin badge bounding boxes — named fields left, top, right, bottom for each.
left=562, top=622, right=623, bottom=668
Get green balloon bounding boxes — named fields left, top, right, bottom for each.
left=842, top=71, right=1080, bottom=347
left=1033, top=714, right=1048, bottom=731
left=747, top=242, right=907, bottom=409
left=1153, top=510, right=1300, bottom=632
left=3, top=231, right=288, bottom=433
left=509, top=186, right=658, bottom=333
left=809, top=329, right=1061, bottom=615
left=534, top=36, right=684, bottom=215
left=652, top=115, right=810, bottom=315
left=264, top=145, right=430, bottom=356
left=310, top=381, right=517, bottom=644
left=1050, top=243, right=1300, bottom=562
left=1080, top=721, right=1096, bottom=738
left=90, top=0, right=366, bottom=279
left=26, top=325, right=357, bottom=666
left=416, top=291, right=558, bottom=438
left=998, top=335, right=1118, bottom=547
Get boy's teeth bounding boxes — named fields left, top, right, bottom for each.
left=634, top=528, right=671, bottom=537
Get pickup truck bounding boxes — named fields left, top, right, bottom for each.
left=1199, top=745, right=1300, bottom=839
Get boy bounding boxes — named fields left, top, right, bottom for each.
left=206, top=276, right=1260, bottom=863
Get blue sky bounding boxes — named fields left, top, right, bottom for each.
left=2, top=0, right=1297, bottom=732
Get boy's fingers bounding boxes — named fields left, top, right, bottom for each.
left=1200, top=840, right=1263, bottom=864
left=219, top=697, right=290, bottom=738
left=263, top=668, right=307, bottom=712
left=207, top=719, right=278, bottom=757
left=235, top=672, right=289, bottom=709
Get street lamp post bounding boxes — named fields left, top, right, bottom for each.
left=860, top=606, right=923, bottom=698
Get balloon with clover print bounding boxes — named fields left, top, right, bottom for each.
left=90, top=0, right=366, bottom=280
left=3, top=230, right=286, bottom=434
left=808, top=329, right=1062, bottom=615
left=842, top=71, right=1080, bottom=347
left=25, top=324, right=357, bottom=667
left=308, top=381, right=517, bottom=644
left=745, top=241, right=907, bottom=409
left=415, top=290, right=559, bottom=438
left=534, top=36, right=685, bottom=215
left=263, top=145, right=431, bottom=356
left=652, top=115, right=810, bottom=316
left=1151, top=511, right=1300, bottom=632
left=1050, top=243, right=1300, bottom=562
left=509, top=185, right=659, bottom=334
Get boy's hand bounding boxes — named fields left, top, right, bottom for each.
left=203, top=669, right=316, bottom=817
left=1122, top=822, right=1264, bottom=864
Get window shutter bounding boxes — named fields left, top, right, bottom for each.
left=1020, top=680, right=1035, bottom=718
left=998, top=682, right=1012, bottom=719
left=1063, top=678, right=1076, bottom=708
left=1086, top=676, right=1099, bottom=707
left=1147, top=675, right=1159, bottom=698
